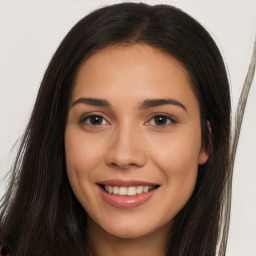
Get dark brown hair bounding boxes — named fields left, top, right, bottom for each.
left=0, top=3, right=231, bottom=255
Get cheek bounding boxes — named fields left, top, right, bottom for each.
left=64, top=129, right=105, bottom=215
left=65, top=129, right=105, bottom=174
left=151, top=129, right=202, bottom=173
left=149, top=130, right=201, bottom=207
left=154, top=141, right=199, bottom=194
left=64, top=129, right=105, bottom=208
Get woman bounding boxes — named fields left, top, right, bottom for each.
left=0, top=3, right=231, bottom=255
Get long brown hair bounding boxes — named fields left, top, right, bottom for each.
left=0, top=3, right=232, bottom=255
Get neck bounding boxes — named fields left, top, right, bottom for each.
left=86, top=217, right=172, bottom=256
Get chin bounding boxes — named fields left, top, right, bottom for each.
left=91, top=213, right=173, bottom=240
left=107, top=225, right=151, bottom=239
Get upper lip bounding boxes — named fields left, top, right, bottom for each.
left=97, top=179, right=159, bottom=187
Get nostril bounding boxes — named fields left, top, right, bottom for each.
left=110, top=162, right=138, bottom=169
left=110, top=162, right=119, bottom=168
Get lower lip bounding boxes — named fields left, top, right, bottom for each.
left=98, top=186, right=157, bottom=208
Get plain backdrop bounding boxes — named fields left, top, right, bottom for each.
left=0, top=1, right=255, bottom=255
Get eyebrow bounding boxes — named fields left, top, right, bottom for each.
left=140, top=99, right=187, bottom=112
left=71, top=97, right=187, bottom=112
left=71, top=97, right=110, bottom=107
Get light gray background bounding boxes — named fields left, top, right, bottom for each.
left=0, top=1, right=255, bottom=255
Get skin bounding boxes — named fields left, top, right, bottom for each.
left=65, top=43, right=209, bottom=256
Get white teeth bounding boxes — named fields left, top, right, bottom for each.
left=127, top=186, right=136, bottom=195
left=103, top=185, right=157, bottom=196
left=143, top=185, right=149, bottom=193
left=119, top=187, right=128, bottom=195
left=136, top=186, right=143, bottom=194
left=113, top=186, right=119, bottom=195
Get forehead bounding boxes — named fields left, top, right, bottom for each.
left=71, top=43, right=197, bottom=108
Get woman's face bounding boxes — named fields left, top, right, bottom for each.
left=65, top=44, right=209, bottom=239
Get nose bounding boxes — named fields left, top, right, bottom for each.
left=105, top=125, right=146, bottom=169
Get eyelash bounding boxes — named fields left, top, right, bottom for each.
left=79, top=114, right=110, bottom=126
left=146, top=114, right=177, bottom=128
left=78, top=113, right=177, bottom=128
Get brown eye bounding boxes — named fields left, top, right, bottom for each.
left=154, top=116, right=168, bottom=125
left=80, top=115, right=108, bottom=126
left=147, top=114, right=176, bottom=126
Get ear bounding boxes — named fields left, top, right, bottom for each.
left=198, top=146, right=210, bottom=165
left=198, top=120, right=211, bottom=165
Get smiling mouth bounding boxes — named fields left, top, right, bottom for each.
left=99, top=184, right=159, bottom=196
